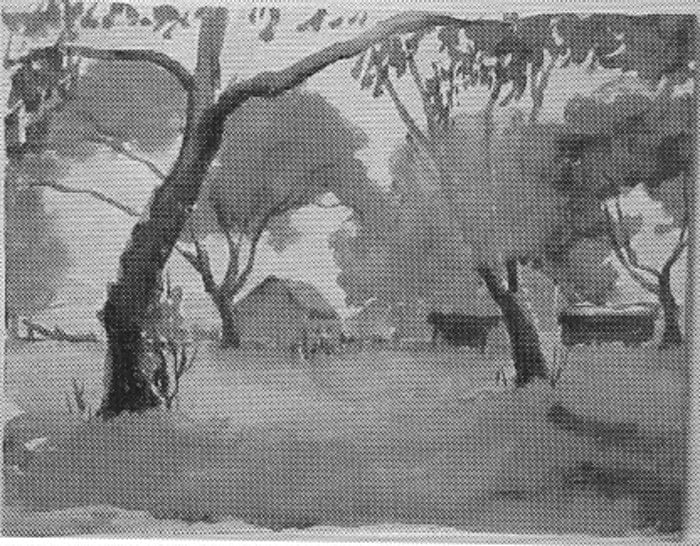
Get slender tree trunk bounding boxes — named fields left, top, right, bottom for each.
left=659, top=267, right=683, bottom=348
left=477, top=265, right=549, bottom=386
left=214, top=293, right=241, bottom=348
left=506, top=259, right=519, bottom=293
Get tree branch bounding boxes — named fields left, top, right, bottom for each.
left=192, top=8, right=229, bottom=115
left=30, top=180, right=141, bottom=216
left=62, top=45, right=195, bottom=93
left=612, top=197, right=663, bottom=279
left=227, top=196, right=299, bottom=298
left=383, top=75, right=432, bottom=153
left=603, top=205, right=660, bottom=294
left=529, top=55, right=557, bottom=124
left=220, top=229, right=240, bottom=298
left=214, top=12, right=505, bottom=118
left=88, top=133, right=167, bottom=180
left=662, top=175, right=690, bottom=274
left=178, top=225, right=218, bottom=296
left=33, top=179, right=200, bottom=280
left=406, top=53, right=436, bottom=136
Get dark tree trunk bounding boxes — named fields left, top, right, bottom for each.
left=477, top=265, right=549, bottom=386
left=214, top=293, right=241, bottom=348
left=96, top=10, right=469, bottom=418
left=659, top=267, right=683, bottom=348
left=100, top=308, right=161, bottom=418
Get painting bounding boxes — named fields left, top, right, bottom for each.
left=2, top=1, right=698, bottom=542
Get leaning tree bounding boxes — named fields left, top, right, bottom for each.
left=5, top=5, right=695, bottom=414
left=6, top=3, right=520, bottom=417
left=17, top=53, right=369, bottom=348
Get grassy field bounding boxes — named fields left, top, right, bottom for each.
left=2, top=340, right=688, bottom=537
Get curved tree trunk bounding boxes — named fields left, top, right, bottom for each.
left=97, top=10, right=486, bottom=418
left=477, top=265, right=549, bottom=386
left=659, top=267, right=683, bottom=348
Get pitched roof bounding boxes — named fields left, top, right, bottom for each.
left=239, top=276, right=339, bottom=321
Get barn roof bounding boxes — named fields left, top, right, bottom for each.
left=240, top=276, right=339, bottom=321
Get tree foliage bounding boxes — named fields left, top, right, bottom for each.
left=189, top=90, right=368, bottom=242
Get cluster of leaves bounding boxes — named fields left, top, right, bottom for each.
left=187, top=90, right=369, bottom=243
left=560, top=90, right=694, bottom=220
left=349, top=14, right=695, bottom=127
left=244, top=7, right=369, bottom=43
left=555, top=14, right=695, bottom=82
left=294, top=9, right=367, bottom=33
left=247, top=6, right=281, bottom=42
left=2, top=1, right=195, bottom=40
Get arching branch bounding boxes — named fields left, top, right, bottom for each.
left=215, top=12, right=505, bottom=117
left=63, top=46, right=195, bottom=93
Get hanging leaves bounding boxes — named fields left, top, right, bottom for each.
left=258, top=7, right=281, bottom=42
left=350, top=51, right=366, bottom=81
left=296, top=9, right=327, bottom=32
left=102, top=2, right=140, bottom=28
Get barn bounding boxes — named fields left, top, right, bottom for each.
left=234, top=276, right=342, bottom=350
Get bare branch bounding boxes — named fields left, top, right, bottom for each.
left=88, top=134, right=167, bottom=180
left=603, top=205, right=660, bottom=294
left=383, top=75, right=431, bottom=152
left=31, top=180, right=141, bottom=216
left=55, top=108, right=168, bottom=180
left=227, top=196, right=298, bottom=298
left=220, top=230, right=240, bottom=297
left=612, top=196, right=663, bottom=280
left=193, top=7, right=229, bottom=103
left=529, top=55, right=556, bottom=124
left=32, top=179, right=201, bottom=277
left=406, top=54, right=435, bottom=136
left=663, top=176, right=690, bottom=273
left=210, top=199, right=241, bottom=297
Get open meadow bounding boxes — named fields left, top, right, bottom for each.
left=3, top=339, right=687, bottom=537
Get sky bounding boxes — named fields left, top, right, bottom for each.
left=1, top=3, right=691, bottom=332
